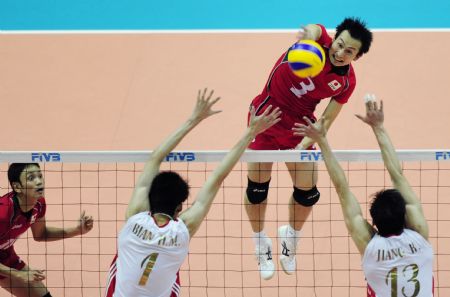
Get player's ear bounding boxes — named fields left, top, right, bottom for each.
left=12, top=181, right=23, bottom=193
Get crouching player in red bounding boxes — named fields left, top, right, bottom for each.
left=0, top=163, right=94, bottom=297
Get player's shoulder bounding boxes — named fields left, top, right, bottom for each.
left=36, top=197, right=46, bottom=206
left=0, top=192, right=15, bottom=219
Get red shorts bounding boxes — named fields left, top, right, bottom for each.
left=104, top=254, right=181, bottom=297
left=248, top=94, right=316, bottom=150
left=0, top=247, right=26, bottom=279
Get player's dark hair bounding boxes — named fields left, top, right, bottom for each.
left=148, top=171, right=190, bottom=217
left=8, top=163, right=40, bottom=191
left=335, top=17, right=373, bottom=57
left=370, top=189, right=406, bottom=237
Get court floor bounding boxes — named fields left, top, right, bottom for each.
left=0, top=31, right=449, bottom=296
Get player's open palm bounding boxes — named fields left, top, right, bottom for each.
left=248, top=105, right=282, bottom=135
left=293, top=117, right=325, bottom=142
left=189, top=88, right=222, bottom=122
left=355, top=94, right=384, bottom=128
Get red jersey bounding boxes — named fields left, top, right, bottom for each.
left=258, top=24, right=356, bottom=119
left=0, top=192, right=46, bottom=250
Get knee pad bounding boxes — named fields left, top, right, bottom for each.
left=42, top=292, right=52, bottom=297
left=292, top=186, right=320, bottom=207
left=246, top=178, right=270, bottom=204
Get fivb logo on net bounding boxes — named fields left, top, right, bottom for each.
left=300, top=151, right=323, bottom=161
left=165, top=152, right=196, bottom=162
left=31, top=152, right=62, bottom=162
left=436, top=151, right=450, bottom=161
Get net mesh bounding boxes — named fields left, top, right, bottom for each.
left=0, top=150, right=449, bottom=297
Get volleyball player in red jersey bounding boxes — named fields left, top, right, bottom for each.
left=0, top=163, right=94, bottom=297
left=245, top=17, right=373, bottom=279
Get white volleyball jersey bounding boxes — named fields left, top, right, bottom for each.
left=114, top=212, right=190, bottom=297
left=362, top=229, right=434, bottom=297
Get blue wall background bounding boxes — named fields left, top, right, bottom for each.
left=1, top=0, right=449, bottom=30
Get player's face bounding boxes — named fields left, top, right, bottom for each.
left=329, top=30, right=362, bottom=67
left=18, top=165, right=45, bottom=199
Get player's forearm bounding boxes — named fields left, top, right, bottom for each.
left=0, top=263, right=20, bottom=278
left=372, top=126, right=403, bottom=181
left=317, top=138, right=365, bottom=225
left=212, top=128, right=254, bottom=185
left=297, top=101, right=341, bottom=149
left=296, top=136, right=315, bottom=150
left=35, top=226, right=81, bottom=241
left=316, top=137, right=349, bottom=195
left=136, top=118, right=199, bottom=187
left=197, top=128, right=255, bottom=205
left=150, top=118, right=199, bottom=163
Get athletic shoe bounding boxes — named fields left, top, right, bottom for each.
left=255, top=236, right=275, bottom=280
left=278, top=225, right=297, bottom=274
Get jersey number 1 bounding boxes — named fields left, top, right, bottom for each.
left=139, top=253, right=159, bottom=286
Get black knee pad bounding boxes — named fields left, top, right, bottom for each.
left=42, top=292, right=52, bottom=297
left=292, top=186, right=320, bottom=207
left=246, top=178, right=270, bottom=204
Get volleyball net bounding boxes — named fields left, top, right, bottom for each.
left=0, top=150, right=449, bottom=297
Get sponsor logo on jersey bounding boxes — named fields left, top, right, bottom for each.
left=31, top=213, right=38, bottom=224
left=11, top=224, right=23, bottom=230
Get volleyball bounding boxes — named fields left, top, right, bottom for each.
left=287, top=40, right=326, bottom=78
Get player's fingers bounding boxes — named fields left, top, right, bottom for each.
left=260, top=105, right=273, bottom=117
left=206, top=89, right=214, bottom=101
left=80, top=210, right=86, bottom=219
left=269, top=107, right=281, bottom=118
left=34, top=273, right=45, bottom=282
left=364, top=93, right=375, bottom=102
left=209, top=96, right=221, bottom=106
left=355, top=114, right=365, bottom=121
left=202, top=88, right=207, bottom=99
left=249, top=106, right=256, bottom=117
left=380, top=100, right=384, bottom=112
left=302, top=116, right=314, bottom=126
left=373, top=100, right=378, bottom=111
left=271, top=117, right=282, bottom=126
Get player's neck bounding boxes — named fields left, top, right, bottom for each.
left=15, top=193, right=36, bottom=213
left=153, top=213, right=173, bottom=226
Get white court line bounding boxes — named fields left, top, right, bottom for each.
left=1, top=28, right=450, bottom=34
